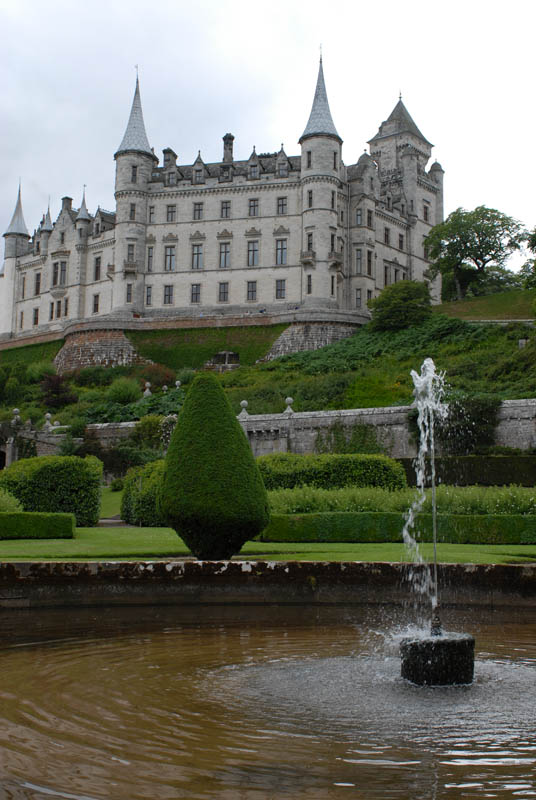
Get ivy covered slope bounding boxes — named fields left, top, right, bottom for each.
left=159, top=373, right=270, bottom=559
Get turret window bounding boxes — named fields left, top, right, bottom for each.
left=131, top=166, right=137, bottom=183
left=356, top=209, right=362, bottom=226
left=330, top=234, right=335, bottom=252
left=129, top=204, right=136, bottom=221
left=367, top=209, right=373, bottom=227
left=307, top=274, right=312, bottom=294
left=126, top=283, right=133, bottom=303
left=423, top=204, right=430, bottom=222
left=127, top=244, right=135, bottom=262
left=94, top=257, right=101, bottom=282
left=399, top=234, right=404, bottom=250
left=249, top=198, right=259, bottom=217
left=275, top=239, right=287, bottom=266
left=331, top=275, right=335, bottom=296
left=356, top=288, right=362, bottom=308
left=64, top=298, right=69, bottom=317
left=306, top=151, right=312, bottom=168
left=307, top=233, right=313, bottom=251
left=333, top=152, right=337, bottom=170
left=331, top=192, right=335, bottom=210
left=384, top=227, right=390, bottom=245
left=20, top=276, right=25, bottom=299
left=164, top=246, right=176, bottom=271
left=308, top=190, right=313, bottom=209
left=367, top=250, right=373, bottom=276
left=166, top=205, right=177, bottom=222
left=355, top=249, right=362, bottom=274
left=49, top=302, right=54, bottom=321
left=53, top=263, right=59, bottom=286
left=56, top=300, right=62, bottom=318
left=192, top=244, right=203, bottom=270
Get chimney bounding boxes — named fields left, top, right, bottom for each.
left=223, top=133, right=234, bottom=163
left=62, top=197, right=73, bottom=212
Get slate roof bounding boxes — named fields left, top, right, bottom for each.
left=4, top=185, right=29, bottom=237
left=300, top=58, right=341, bottom=143
left=369, top=99, right=432, bottom=146
left=116, top=77, right=154, bottom=157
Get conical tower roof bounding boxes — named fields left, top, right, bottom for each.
left=4, top=184, right=29, bottom=237
left=41, top=204, right=53, bottom=232
left=300, top=58, right=341, bottom=144
left=369, top=98, right=432, bottom=146
left=115, top=76, right=154, bottom=158
left=76, top=188, right=91, bottom=221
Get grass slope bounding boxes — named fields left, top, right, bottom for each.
left=436, top=289, right=536, bottom=320
left=0, top=339, right=62, bottom=367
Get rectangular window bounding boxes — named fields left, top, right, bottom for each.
left=129, top=203, right=136, bottom=221
left=278, top=163, right=288, bottom=177
left=193, top=202, right=203, bottom=220
left=20, top=311, right=23, bottom=329
left=331, top=191, right=335, bottom=210
left=148, top=206, right=155, bottom=223
left=367, top=289, right=373, bottom=302
left=52, top=262, right=59, bottom=286
left=219, top=242, right=230, bottom=268
left=166, top=205, right=176, bottom=222
left=64, top=297, right=69, bottom=317
left=384, top=227, right=390, bottom=245
left=331, top=275, right=335, bottom=296
left=276, top=279, right=286, bottom=299
left=247, top=240, right=259, bottom=266
left=163, top=285, right=173, bottom=305
left=307, top=274, right=312, bottom=295
left=192, top=243, right=203, bottom=270
left=275, top=239, right=287, bottom=266
left=60, top=262, right=66, bottom=285
left=36, top=240, right=41, bottom=252
left=250, top=164, right=258, bottom=179
left=147, top=246, right=153, bottom=272
left=367, top=250, right=373, bottom=276
left=399, top=234, right=404, bottom=250
left=218, top=282, right=229, bottom=302
left=60, top=232, right=65, bottom=244
left=34, top=272, right=41, bottom=295
left=333, top=151, right=338, bottom=169
left=356, top=249, right=362, bottom=274
left=92, top=294, right=99, bottom=314
left=277, top=197, right=287, bottom=215
left=126, top=283, right=133, bottom=303
left=191, top=283, right=201, bottom=303
left=33, top=308, right=39, bottom=326
left=95, top=222, right=100, bottom=235
left=355, top=288, right=362, bottom=308
left=21, top=275, right=25, bottom=299
left=356, top=209, right=362, bottom=226
left=94, top=257, right=101, bottom=282
left=248, top=198, right=259, bottom=217
left=168, top=172, right=176, bottom=186
left=194, top=168, right=203, bottom=184
left=423, top=204, right=429, bottom=222
left=146, top=285, right=152, bottom=306
left=49, top=302, right=54, bottom=321
left=131, top=165, right=137, bottom=183
left=308, top=190, right=313, bottom=208
left=330, top=233, right=335, bottom=252
left=247, top=280, right=257, bottom=301
left=367, top=209, right=373, bottom=227
left=127, top=244, right=135, bottom=262
left=221, top=200, right=231, bottom=218
left=307, top=233, right=314, bottom=252
left=56, top=300, right=62, bottom=318
left=384, top=265, right=390, bottom=285
left=306, top=151, right=312, bottom=168
left=164, top=246, right=176, bottom=271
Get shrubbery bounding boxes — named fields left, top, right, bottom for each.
left=108, top=377, right=142, bottom=405
left=0, top=487, right=22, bottom=512
left=121, top=460, right=166, bottom=526
left=368, top=280, right=432, bottom=331
left=0, top=455, right=102, bottom=526
left=0, top=512, right=75, bottom=540
left=257, top=453, right=406, bottom=491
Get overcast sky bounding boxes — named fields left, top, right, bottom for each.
left=1, top=0, right=533, bottom=267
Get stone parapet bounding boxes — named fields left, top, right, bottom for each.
left=54, top=329, right=151, bottom=373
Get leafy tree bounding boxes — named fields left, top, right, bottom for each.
left=159, top=373, right=270, bottom=559
left=425, top=206, right=526, bottom=300
left=518, top=227, right=536, bottom=290
left=368, top=280, right=432, bottom=331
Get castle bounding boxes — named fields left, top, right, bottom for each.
left=1, top=60, right=443, bottom=358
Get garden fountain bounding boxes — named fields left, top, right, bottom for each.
left=400, top=358, right=475, bottom=685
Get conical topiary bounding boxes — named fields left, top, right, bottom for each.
left=159, top=373, right=270, bottom=559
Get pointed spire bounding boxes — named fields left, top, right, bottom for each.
left=115, top=76, right=154, bottom=158
left=76, top=187, right=91, bottom=221
left=42, top=202, right=53, bottom=232
left=369, top=98, right=432, bottom=146
left=4, top=183, right=29, bottom=237
left=300, top=58, right=341, bottom=144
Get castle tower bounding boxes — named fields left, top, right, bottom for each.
left=40, top=204, right=54, bottom=255
left=114, top=76, right=158, bottom=315
left=299, top=58, right=344, bottom=309
left=1, top=185, right=30, bottom=337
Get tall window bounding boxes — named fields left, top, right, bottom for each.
left=194, top=168, right=203, bottom=184
left=399, top=234, right=404, bottom=250
left=218, top=282, right=229, bottom=302
left=164, top=246, right=176, bottom=271
left=331, top=275, right=335, bottom=296
left=21, top=275, right=25, bottom=299
left=330, top=233, right=335, bottom=252
left=277, top=197, right=287, bottom=215
left=307, top=233, right=313, bottom=251
left=92, top=294, right=99, bottom=314
left=367, top=209, right=373, bottom=227
left=306, top=151, right=312, bottom=168
left=219, top=242, right=230, bottom=268
left=355, top=288, right=362, bottom=308
left=166, top=205, right=176, bottom=222
left=33, top=308, right=39, bottom=326
left=249, top=198, right=259, bottom=217
left=367, top=250, right=373, bottom=276
left=307, top=274, right=312, bottom=295
left=52, top=262, right=59, bottom=286
left=34, top=272, right=41, bottom=295
left=367, top=289, right=373, bottom=302
left=308, top=190, right=313, bottom=208
left=163, top=285, right=173, bottom=304
left=147, top=246, right=153, bottom=272
left=250, top=164, right=258, bottom=179
left=146, top=285, right=152, bottom=306
left=126, top=283, right=133, bottom=303
left=192, top=244, right=203, bottom=270
left=193, top=202, right=203, bottom=220
left=59, top=262, right=66, bottom=285
left=20, top=311, right=23, bottom=329
left=423, top=204, right=429, bottom=222
left=275, top=239, right=287, bottom=266
left=131, top=165, right=137, bottom=183
left=247, top=240, right=259, bottom=266
left=56, top=300, right=62, bottom=318
left=356, top=209, right=362, bottom=226
left=148, top=206, right=155, bottom=223
left=49, top=302, right=54, bottom=321
left=331, top=191, right=335, bottom=210
left=384, top=227, right=390, bottom=245
left=64, top=297, right=69, bottom=317
left=247, top=280, right=257, bottom=301
left=94, top=257, right=101, bottom=281
left=191, top=283, right=201, bottom=303
left=60, top=232, right=65, bottom=244
left=278, top=163, right=288, bottom=177
left=276, top=279, right=286, bottom=299
left=129, top=203, right=136, bottom=221
left=221, top=200, right=231, bottom=218
left=127, top=244, right=135, bottom=262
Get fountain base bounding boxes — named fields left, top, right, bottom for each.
left=400, top=633, right=475, bottom=686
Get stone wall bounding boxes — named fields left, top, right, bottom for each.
left=262, top=322, right=358, bottom=360
left=54, top=329, right=150, bottom=373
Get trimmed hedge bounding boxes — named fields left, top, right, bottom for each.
left=0, top=455, right=103, bottom=527
left=262, top=512, right=536, bottom=544
left=121, top=460, right=166, bottom=527
left=0, top=512, right=75, bottom=539
left=257, top=453, right=407, bottom=491
left=399, top=456, right=536, bottom=487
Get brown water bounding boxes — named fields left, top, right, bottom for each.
left=1, top=604, right=535, bottom=799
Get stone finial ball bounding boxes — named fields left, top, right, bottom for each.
left=45, top=413, right=52, bottom=420
left=145, top=382, right=151, bottom=389
left=285, top=397, right=294, bottom=405
left=240, top=400, right=248, bottom=410
left=175, top=380, right=181, bottom=389
left=13, top=408, right=19, bottom=416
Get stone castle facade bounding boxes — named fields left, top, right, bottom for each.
left=1, top=60, right=443, bottom=347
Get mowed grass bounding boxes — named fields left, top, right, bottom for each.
left=100, top=487, right=123, bottom=518
left=1, top=526, right=536, bottom=563
left=436, top=289, right=536, bottom=320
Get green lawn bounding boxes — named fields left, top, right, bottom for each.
left=436, top=289, right=536, bottom=320
left=100, top=487, right=123, bottom=518
left=1, top=526, right=536, bottom=563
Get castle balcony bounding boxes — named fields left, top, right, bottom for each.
left=328, top=250, right=344, bottom=268
left=300, top=249, right=316, bottom=266
left=122, top=260, right=139, bottom=275
left=50, top=286, right=67, bottom=299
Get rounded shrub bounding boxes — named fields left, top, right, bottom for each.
left=159, top=373, right=270, bottom=559
left=108, top=377, right=142, bottom=405
left=26, top=361, right=56, bottom=383
left=0, top=488, right=22, bottom=512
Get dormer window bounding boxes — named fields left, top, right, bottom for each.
left=168, top=172, right=176, bottom=186
left=221, top=167, right=230, bottom=180
left=194, top=168, right=203, bottom=184
left=250, top=164, right=258, bottom=179
left=278, top=163, right=288, bottom=177
left=95, top=223, right=100, bottom=235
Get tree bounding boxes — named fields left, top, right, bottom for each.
left=368, top=280, right=432, bottom=331
left=518, top=227, right=536, bottom=290
left=159, top=373, right=270, bottom=559
left=425, top=206, right=526, bottom=300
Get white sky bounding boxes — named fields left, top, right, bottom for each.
left=1, top=0, right=533, bottom=266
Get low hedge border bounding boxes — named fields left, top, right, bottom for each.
left=257, top=453, right=407, bottom=491
left=398, top=456, right=536, bottom=487
left=0, top=512, right=75, bottom=540
left=261, top=512, right=536, bottom=545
